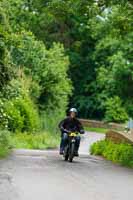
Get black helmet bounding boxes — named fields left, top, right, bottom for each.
left=69, top=108, right=77, bottom=113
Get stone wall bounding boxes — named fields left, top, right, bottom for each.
left=79, top=119, right=125, bottom=131
left=79, top=119, right=133, bottom=144
left=106, top=130, right=133, bottom=144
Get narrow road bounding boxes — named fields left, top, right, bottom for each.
left=0, top=132, right=133, bottom=200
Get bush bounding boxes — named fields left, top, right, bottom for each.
left=90, top=140, right=133, bottom=167
left=1, top=79, right=22, bottom=100
left=0, top=129, right=11, bottom=157
left=90, top=140, right=107, bottom=155
left=103, top=142, right=133, bottom=166
left=13, top=97, right=40, bottom=132
left=105, top=96, right=128, bottom=123
left=0, top=96, right=40, bottom=133
left=0, top=98, right=9, bottom=129
left=4, top=100, right=24, bottom=132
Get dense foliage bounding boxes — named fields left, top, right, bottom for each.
left=90, top=140, right=133, bottom=167
left=0, top=0, right=133, bottom=139
left=0, top=0, right=72, bottom=136
left=0, top=129, right=11, bottom=157
left=17, top=0, right=132, bottom=121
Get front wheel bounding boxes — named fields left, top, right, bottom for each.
left=69, top=142, right=75, bottom=162
left=64, top=145, right=69, bottom=161
left=65, top=155, right=69, bottom=161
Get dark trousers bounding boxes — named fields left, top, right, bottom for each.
left=60, top=133, right=81, bottom=152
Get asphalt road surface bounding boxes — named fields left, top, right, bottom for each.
left=0, top=132, right=133, bottom=200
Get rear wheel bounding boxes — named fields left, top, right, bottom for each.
left=69, top=142, right=75, bottom=162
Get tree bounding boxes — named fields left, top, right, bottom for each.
left=0, top=3, right=13, bottom=90
left=8, top=31, right=72, bottom=112
left=1, top=0, right=133, bottom=122
left=90, top=2, right=133, bottom=119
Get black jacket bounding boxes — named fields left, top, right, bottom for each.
left=59, top=117, right=84, bottom=134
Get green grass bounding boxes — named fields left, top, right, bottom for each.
left=0, top=111, right=62, bottom=155
left=11, top=132, right=60, bottom=150
left=0, top=129, right=12, bottom=158
left=0, top=146, right=10, bottom=158
left=0, top=131, right=60, bottom=158
left=85, top=127, right=108, bottom=134
left=90, top=140, right=133, bottom=168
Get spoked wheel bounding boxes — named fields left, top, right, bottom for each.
left=69, top=143, right=75, bottom=162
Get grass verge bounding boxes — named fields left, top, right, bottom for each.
left=0, top=146, right=10, bottom=158
left=85, top=127, right=108, bottom=134
left=0, top=130, right=11, bottom=159
left=11, top=132, right=60, bottom=150
left=90, top=140, right=133, bottom=168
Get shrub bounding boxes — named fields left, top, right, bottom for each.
left=4, top=100, right=24, bottom=132
left=90, top=140, right=106, bottom=155
left=0, top=98, right=9, bottom=129
left=0, top=74, right=41, bottom=133
left=1, top=78, right=22, bottom=100
left=0, top=129, right=10, bottom=146
left=13, top=97, right=40, bottom=132
left=0, top=129, right=11, bottom=157
left=105, top=96, right=128, bottom=123
left=90, top=140, right=133, bottom=167
left=103, top=142, right=133, bottom=167
left=0, top=96, right=40, bottom=133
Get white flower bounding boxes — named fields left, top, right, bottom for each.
left=32, top=11, right=38, bottom=15
left=0, top=108, right=3, bottom=113
left=25, top=6, right=29, bottom=11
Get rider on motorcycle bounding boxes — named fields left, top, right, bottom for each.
left=58, top=108, right=85, bottom=156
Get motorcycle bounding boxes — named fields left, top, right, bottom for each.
left=63, top=132, right=78, bottom=162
